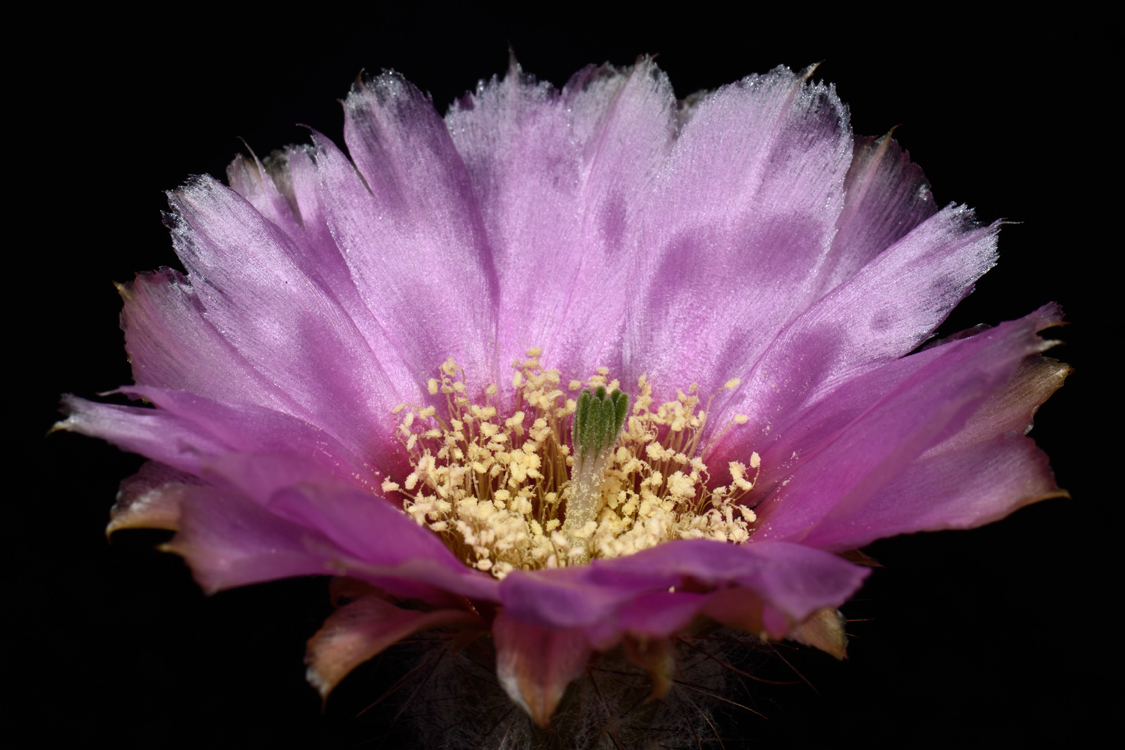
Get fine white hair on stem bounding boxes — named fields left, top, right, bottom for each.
left=356, top=627, right=783, bottom=749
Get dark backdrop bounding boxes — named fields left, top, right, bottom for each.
left=20, top=5, right=1110, bottom=747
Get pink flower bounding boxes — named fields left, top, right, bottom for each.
left=59, top=60, right=1067, bottom=730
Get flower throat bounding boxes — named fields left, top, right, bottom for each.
left=385, top=349, right=759, bottom=579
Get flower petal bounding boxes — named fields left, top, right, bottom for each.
left=447, top=59, right=676, bottom=378
left=711, top=205, right=998, bottom=449
left=499, top=539, right=868, bottom=645
left=164, top=483, right=342, bottom=593
left=815, top=133, right=938, bottom=297
left=304, top=73, right=499, bottom=390
left=493, top=610, right=592, bottom=728
left=305, top=593, right=484, bottom=699
left=165, top=175, right=417, bottom=470
left=796, top=356, right=1070, bottom=550
left=266, top=481, right=500, bottom=602
left=56, top=395, right=231, bottom=475
left=227, top=146, right=433, bottom=410
left=750, top=305, right=1061, bottom=545
left=626, top=66, right=852, bottom=398
left=119, top=386, right=386, bottom=492
left=121, top=268, right=303, bottom=415
left=162, top=479, right=492, bottom=604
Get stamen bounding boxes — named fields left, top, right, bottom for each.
left=391, top=350, right=760, bottom=579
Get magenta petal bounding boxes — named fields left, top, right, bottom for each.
left=797, top=357, right=1070, bottom=550
left=499, top=539, right=867, bottom=646
left=166, top=478, right=494, bottom=603
left=266, top=482, right=499, bottom=602
left=165, top=484, right=343, bottom=593
left=120, top=386, right=385, bottom=491
left=226, top=146, right=425, bottom=405
left=57, top=395, right=231, bottom=475
left=751, top=305, right=1061, bottom=544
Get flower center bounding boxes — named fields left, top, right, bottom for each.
left=384, top=349, right=760, bottom=579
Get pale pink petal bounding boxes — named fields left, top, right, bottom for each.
left=447, top=59, right=676, bottom=379
left=227, top=147, right=423, bottom=401
left=304, top=73, right=498, bottom=391
left=121, top=268, right=303, bottom=415
left=710, top=204, right=999, bottom=459
left=625, top=67, right=852, bottom=399
left=814, top=133, right=939, bottom=297
left=166, top=176, right=419, bottom=468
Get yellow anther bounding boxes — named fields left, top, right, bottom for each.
left=396, top=352, right=758, bottom=579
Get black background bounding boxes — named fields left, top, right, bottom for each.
left=19, top=5, right=1112, bottom=747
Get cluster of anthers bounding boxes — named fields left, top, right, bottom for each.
left=383, top=349, right=760, bottom=580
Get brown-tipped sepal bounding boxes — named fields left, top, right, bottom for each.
left=305, top=594, right=484, bottom=701
left=107, top=463, right=198, bottom=536
left=790, top=607, right=849, bottom=659
left=493, top=612, right=592, bottom=727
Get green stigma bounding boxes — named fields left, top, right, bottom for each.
left=572, top=386, right=629, bottom=461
